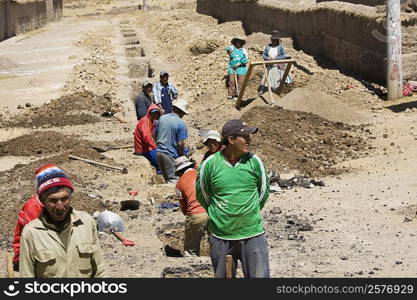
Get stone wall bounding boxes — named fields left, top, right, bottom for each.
left=316, top=0, right=385, bottom=6
left=0, top=1, right=7, bottom=41
left=8, top=1, right=47, bottom=36
left=197, top=0, right=417, bottom=84
left=0, top=0, right=63, bottom=42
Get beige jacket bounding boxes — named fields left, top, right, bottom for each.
left=19, top=209, right=106, bottom=278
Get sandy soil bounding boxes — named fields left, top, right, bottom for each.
left=1, top=0, right=417, bottom=278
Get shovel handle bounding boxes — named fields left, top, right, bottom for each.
left=226, top=255, right=233, bottom=278
left=6, top=253, right=14, bottom=278
left=69, top=155, right=126, bottom=172
left=113, top=231, right=126, bottom=242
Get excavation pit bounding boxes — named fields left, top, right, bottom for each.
left=125, top=46, right=142, bottom=58
left=128, top=58, right=151, bottom=78
left=124, top=38, right=140, bottom=45
left=156, top=222, right=210, bottom=257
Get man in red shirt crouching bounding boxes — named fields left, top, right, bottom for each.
left=174, top=156, right=209, bottom=257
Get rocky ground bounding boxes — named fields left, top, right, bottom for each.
left=1, top=0, right=417, bottom=278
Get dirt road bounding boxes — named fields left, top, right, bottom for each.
left=1, top=0, right=417, bottom=278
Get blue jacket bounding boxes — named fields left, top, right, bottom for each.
left=262, top=44, right=287, bottom=61
left=226, top=45, right=248, bottom=75
left=153, top=82, right=178, bottom=105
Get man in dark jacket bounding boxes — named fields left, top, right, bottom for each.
left=134, top=79, right=154, bottom=121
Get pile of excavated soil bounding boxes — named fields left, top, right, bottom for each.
left=279, top=88, right=370, bottom=124
left=0, top=131, right=91, bottom=156
left=0, top=149, right=117, bottom=183
left=241, top=106, right=372, bottom=176
left=5, top=91, right=114, bottom=128
left=62, top=31, right=121, bottom=114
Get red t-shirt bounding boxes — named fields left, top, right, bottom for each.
left=176, top=169, right=206, bottom=216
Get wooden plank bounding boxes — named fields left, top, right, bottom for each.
left=69, top=155, right=128, bottom=174
left=235, top=59, right=296, bottom=109
left=210, top=100, right=228, bottom=111
left=276, top=62, right=293, bottom=95
left=235, top=62, right=253, bottom=108
left=226, top=255, right=233, bottom=278
left=262, top=63, right=274, bottom=105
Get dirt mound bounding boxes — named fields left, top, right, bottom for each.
left=0, top=149, right=116, bottom=184
left=189, top=38, right=220, bottom=55
left=0, top=131, right=91, bottom=156
left=5, top=91, right=114, bottom=128
left=241, top=106, right=371, bottom=176
left=62, top=31, right=121, bottom=114
left=279, top=88, right=369, bottom=124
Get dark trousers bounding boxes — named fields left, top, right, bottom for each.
left=209, top=233, right=270, bottom=278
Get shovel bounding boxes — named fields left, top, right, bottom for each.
left=233, top=71, right=240, bottom=100
left=96, top=211, right=135, bottom=247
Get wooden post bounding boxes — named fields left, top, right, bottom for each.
left=262, top=63, right=274, bottom=104
left=6, top=253, right=14, bottom=278
left=69, top=155, right=128, bottom=173
left=235, top=63, right=253, bottom=108
left=386, top=0, right=403, bottom=100
left=226, top=255, right=233, bottom=278
left=235, top=60, right=295, bottom=109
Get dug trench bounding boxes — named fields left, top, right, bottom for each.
left=3, top=0, right=416, bottom=278
left=156, top=222, right=210, bottom=257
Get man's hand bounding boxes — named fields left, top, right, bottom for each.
left=232, top=64, right=241, bottom=70
left=122, top=239, right=135, bottom=247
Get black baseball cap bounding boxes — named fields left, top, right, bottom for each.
left=222, top=119, right=258, bottom=139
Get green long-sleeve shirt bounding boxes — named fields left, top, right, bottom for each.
left=196, top=151, right=269, bottom=240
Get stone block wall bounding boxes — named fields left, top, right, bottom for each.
left=0, top=1, right=7, bottom=41
left=0, top=0, right=63, bottom=42
left=197, top=0, right=417, bottom=84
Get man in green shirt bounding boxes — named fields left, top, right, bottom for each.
left=196, top=119, right=270, bottom=278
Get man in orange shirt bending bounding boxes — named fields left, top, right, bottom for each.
left=174, top=156, right=209, bottom=256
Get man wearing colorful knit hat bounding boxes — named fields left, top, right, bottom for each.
left=19, top=164, right=106, bottom=278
